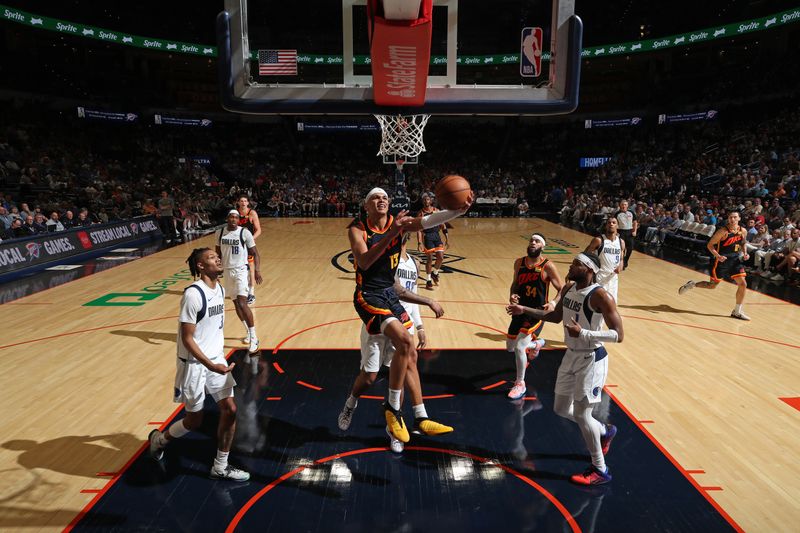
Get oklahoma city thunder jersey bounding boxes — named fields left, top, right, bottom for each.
left=716, top=227, right=744, bottom=257
left=516, top=257, right=549, bottom=308
left=353, top=214, right=402, bottom=292
left=561, top=283, right=604, bottom=351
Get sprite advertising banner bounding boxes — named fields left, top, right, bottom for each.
left=2, top=4, right=799, bottom=64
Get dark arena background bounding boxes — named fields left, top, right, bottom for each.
left=0, top=1, right=798, bottom=532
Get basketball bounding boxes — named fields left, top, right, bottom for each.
left=435, top=175, right=472, bottom=210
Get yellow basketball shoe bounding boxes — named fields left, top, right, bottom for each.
left=384, top=403, right=410, bottom=443
left=413, top=417, right=454, bottom=436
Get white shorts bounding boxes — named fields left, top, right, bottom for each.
left=173, top=356, right=236, bottom=412
left=596, top=272, right=618, bottom=302
left=223, top=266, right=249, bottom=298
left=554, top=347, right=608, bottom=404
left=360, top=324, right=395, bottom=373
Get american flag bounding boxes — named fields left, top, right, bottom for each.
left=258, top=49, right=297, bottom=76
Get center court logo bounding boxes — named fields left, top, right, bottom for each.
left=331, top=250, right=488, bottom=279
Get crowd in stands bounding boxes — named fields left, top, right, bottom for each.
left=1, top=99, right=798, bottom=283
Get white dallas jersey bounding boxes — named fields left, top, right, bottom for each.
left=217, top=226, right=255, bottom=269
left=177, top=280, right=225, bottom=362
left=561, top=282, right=605, bottom=351
left=395, top=253, right=422, bottom=329
left=596, top=235, right=622, bottom=284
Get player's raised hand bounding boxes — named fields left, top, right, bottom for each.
left=393, top=210, right=413, bottom=228
left=211, top=362, right=235, bottom=374
left=457, top=190, right=475, bottom=212
left=506, top=304, right=524, bottom=316
left=566, top=318, right=582, bottom=337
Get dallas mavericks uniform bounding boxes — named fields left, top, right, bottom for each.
left=555, top=283, right=609, bottom=404
left=360, top=254, right=420, bottom=372
left=217, top=226, right=255, bottom=298
left=174, top=280, right=235, bottom=412
left=596, top=235, right=621, bottom=301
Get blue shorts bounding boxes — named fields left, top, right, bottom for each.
left=423, top=232, right=444, bottom=254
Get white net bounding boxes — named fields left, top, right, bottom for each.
left=374, top=114, right=431, bottom=159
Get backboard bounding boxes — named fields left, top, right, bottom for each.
left=218, top=0, right=582, bottom=115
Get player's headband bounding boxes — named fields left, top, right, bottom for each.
left=576, top=253, right=600, bottom=273
left=530, top=233, right=546, bottom=246
left=227, top=209, right=240, bottom=217
left=364, top=187, right=389, bottom=204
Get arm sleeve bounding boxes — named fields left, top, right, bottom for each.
left=179, top=289, right=202, bottom=324
left=410, top=302, right=423, bottom=329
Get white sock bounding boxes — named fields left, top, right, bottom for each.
left=248, top=326, right=256, bottom=339
left=168, top=420, right=190, bottom=440
left=388, top=389, right=402, bottom=411
left=345, top=394, right=358, bottom=409
left=528, top=339, right=545, bottom=351
left=412, top=404, right=428, bottom=419
left=734, top=304, right=742, bottom=313
left=214, top=450, right=229, bottom=470
left=248, top=286, right=254, bottom=297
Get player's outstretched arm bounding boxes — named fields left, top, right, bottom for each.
left=398, top=192, right=475, bottom=232
left=506, top=282, right=571, bottom=324
left=180, top=322, right=235, bottom=374
left=584, top=236, right=602, bottom=254
left=570, top=287, right=624, bottom=343
left=394, top=281, right=444, bottom=317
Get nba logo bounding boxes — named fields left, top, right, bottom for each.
left=520, top=27, right=543, bottom=77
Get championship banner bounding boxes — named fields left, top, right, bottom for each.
left=77, top=107, right=138, bottom=122
left=658, top=110, right=718, bottom=125
left=0, top=216, right=161, bottom=278
left=584, top=117, right=642, bottom=129
left=154, top=114, right=212, bottom=127
left=2, top=4, right=799, bottom=63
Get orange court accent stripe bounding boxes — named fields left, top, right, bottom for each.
left=266, top=397, right=282, bottom=401
left=779, top=397, right=800, bottom=412
left=481, top=380, right=507, bottom=391
left=297, top=380, right=322, bottom=391
left=686, top=470, right=706, bottom=474
left=638, top=420, right=655, bottom=424
left=95, top=472, right=118, bottom=477
left=604, top=387, right=744, bottom=532
left=147, top=421, right=165, bottom=425
left=272, top=362, right=285, bottom=373
left=80, top=489, right=102, bottom=494
left=702, top=486, right=724, bottom=491
left=422, top=394, right=454, bottom=400
left=523, top=396, right=539, bottom=401
left=361, top=395, right=384, bottom=400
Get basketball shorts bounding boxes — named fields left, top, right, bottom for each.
left=173, top=356, right=236, bottom=412
left=354, top=286, right=411, bottom=335
left=554, top=346, right=608, bottom=404
left=507, top=314, right=544, bottom=342
left=710, top=253, right=745, bottom=282
left=596, top=271, right=618, bottom=302
left=423, top=232, right=444, bottom=254
left=224, top=265, right=249, bottom=298
left=359, top=324, right=395, bottom=373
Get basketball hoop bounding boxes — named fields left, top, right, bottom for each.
left=374, top=114, right=431, bottom=160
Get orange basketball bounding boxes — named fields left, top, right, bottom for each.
left=434, top=174, right=471, bottom=210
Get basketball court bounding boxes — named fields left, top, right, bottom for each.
left=0, top=217, right=798, bottom=531
left=1, top=0, right=799, bottom=531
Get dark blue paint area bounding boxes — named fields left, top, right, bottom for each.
left=74, top=349, right=735, bottom=532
